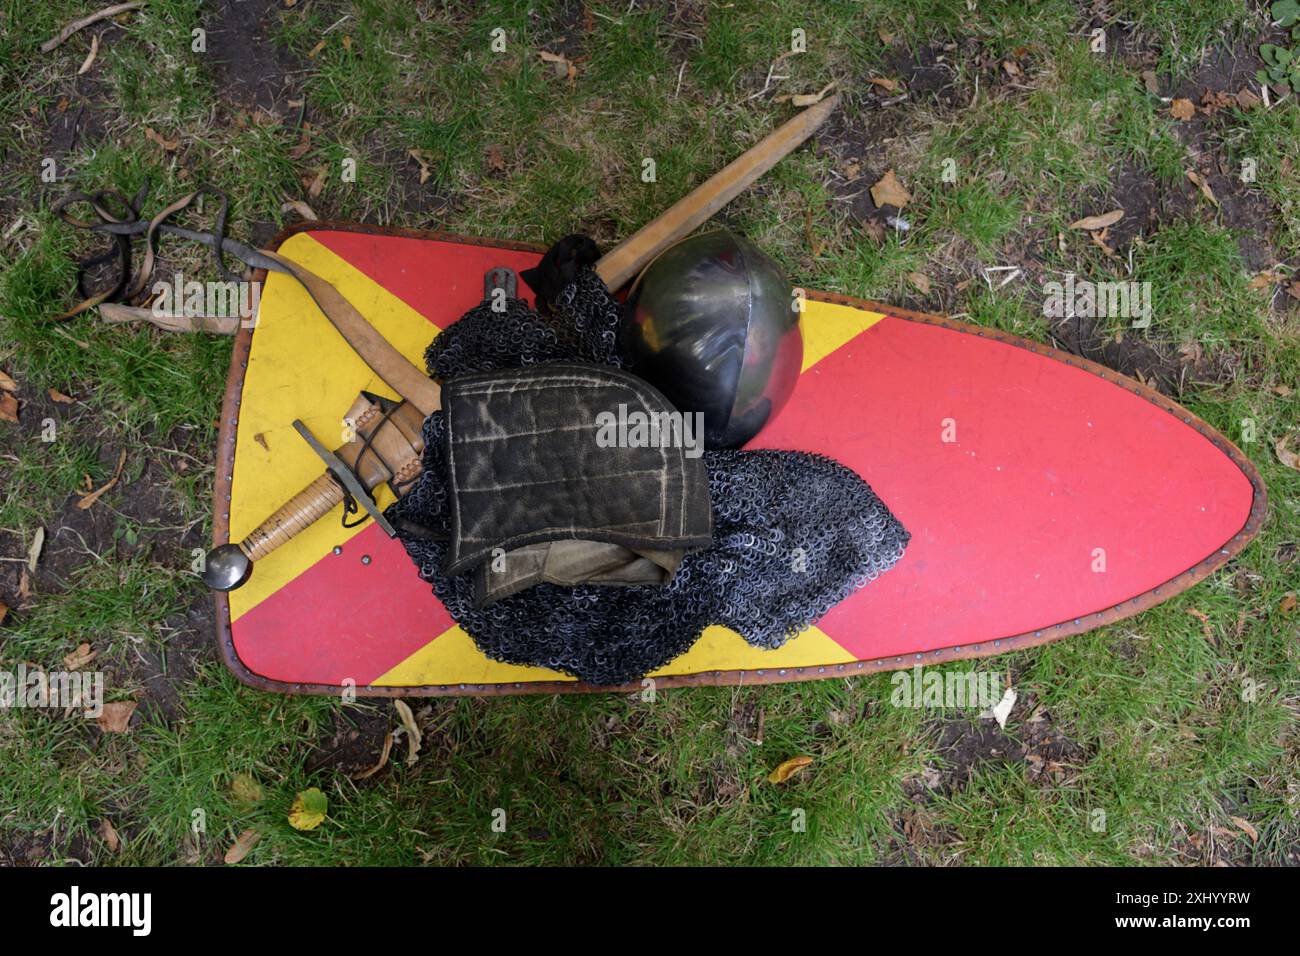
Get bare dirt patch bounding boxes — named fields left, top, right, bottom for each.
left=925, top=691, right=1090, bottom=795
left=205, top=0, right=303, bottom=113
left=1165, top=33, right=1293, bottom=273
left=305, top=704, right=391, bottom=776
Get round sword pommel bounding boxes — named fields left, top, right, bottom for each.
left=202, top=543, right=253, bottom=591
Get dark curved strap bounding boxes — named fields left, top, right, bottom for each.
left=52, top=181, right=287, bottom=320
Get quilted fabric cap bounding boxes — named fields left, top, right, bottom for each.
left=440, top=362, right=714, bottom=604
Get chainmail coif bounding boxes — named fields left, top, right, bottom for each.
left=388, top=268, right=909, bottom=685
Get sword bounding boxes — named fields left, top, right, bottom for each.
left=202, top=96, right=839, bottom=591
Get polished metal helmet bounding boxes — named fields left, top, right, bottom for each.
left=618, top=230, right=801, bottom=449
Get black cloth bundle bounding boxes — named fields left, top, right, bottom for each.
left=387, top=255, right=909, bottom=685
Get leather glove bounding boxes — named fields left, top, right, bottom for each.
left=520, top=234, right=600, bottom=307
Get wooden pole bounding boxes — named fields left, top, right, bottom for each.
left=594, top=95, right=839, bottom=291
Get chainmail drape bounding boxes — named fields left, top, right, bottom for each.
left=387, top=269, right=909, bottom=685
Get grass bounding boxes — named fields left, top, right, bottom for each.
left=0, top=0, right=1297, bottom=866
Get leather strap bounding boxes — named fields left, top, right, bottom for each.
left=259, top=250, right=442, bottom=416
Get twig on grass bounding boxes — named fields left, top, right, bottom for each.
left=40, top=2, right=145, bottom=54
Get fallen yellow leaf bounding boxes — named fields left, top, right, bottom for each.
left=768, top=755, right=814, bottom=784
left=289, top=788, right=328, bottom=831
left=394, top=699, right=422, bottom=765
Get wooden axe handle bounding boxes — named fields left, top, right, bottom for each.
left=594, top=95, right=839, bottom=290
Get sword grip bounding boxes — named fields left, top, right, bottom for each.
left=241, top=472, right=344, bottom=561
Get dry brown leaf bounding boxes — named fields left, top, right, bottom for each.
left=27, top=527, right=43, bottom=573
left=1275, top=435, right=1300, bottom=472
left=0, top=601, right=8, bottom=626
left=861, top=219, right=886, bottom=246
left=48, top=388, right=75, bottom=404
left=877, top=26, right=893, bottom=44
left=1229, top=816, right=1259, bottom=842
left=1141, top=70, right=1160, bottom=94
left=1170, top=98, right=1196, bottom=120
left=281, top=199, right=317, bottom=221
left=77, top=33, right=99, bottom=75
left=18, top=569, right=31, bottom=600
left=1280, top=592, right=1298, bottom=614
left=1235, top=88, right=1261, bottom=110
left=99, top=818, right=121, bottom=853
left=407, top=149, right=433, bottom=184
left=76, top=449, right=126, bottom=511
left=64, top=643, right=96, bottom=669
left=0, top=369, right=16, bottom=391
left=907, top=271, right=932, bottom=294
left=1069, top=209, right=1124, bottom=230
left=352, top=731, right=394, bottom=780
left=868, top=76, right=898, bottom=92
left=538, top=50, right=577, bottom=84
left=97, top=700, right=137, bottom=733
left=0, top=392, right=18, bottom=424
left=224, top=828, right=261, bottom=864
left=1287, top=280, right=1300, bottom=301
left=308, top=39, right=327, bottom=58
left=1178, top=337, right=1204, bottom=365
left=768, top=755, right=813, bottom=784
left=288, top=126, right=312, bottom=159
left=1248, top=270, right=1283, bottom=290
left=304, top=167, right=327, bottom=199
left=1186, top=169, right=1219, bottom=208
left=341, top=34, right=353, bottom=52
left=394, top=699, right=422, bottom=765
left=1088, top=226, right=1117, bottom=257
left=1002, top=60, right=1021, bottom=76
left=1186, top=608, right=1214, bottom=643
left=1199, top=90, right=1236, bottom=114
left=791, top=81, right=836, bottom=107
left=485, top=145, right=506, bottom=173
left=870, top=168, right=911, bottom=209
left=144, top=127, right=179, bottom=151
